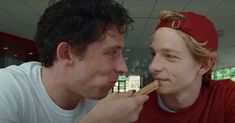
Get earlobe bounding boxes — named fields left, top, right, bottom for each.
left=199, top=58, right=214, bottom=75
left=56, top=42, right=73, bottom=66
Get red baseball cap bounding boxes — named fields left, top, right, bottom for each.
left=156, top=12, right=218, bottom=52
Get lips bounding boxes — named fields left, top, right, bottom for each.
left=154, top=77, right=169, bottom=81
left=109, top=81, right=117, bottom=87
left=153, top=79, right=168, bottom=87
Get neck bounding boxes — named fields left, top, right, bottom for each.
left=159, top=79, right=202, bottom=112
left=41, top=65, right=81, bottom=110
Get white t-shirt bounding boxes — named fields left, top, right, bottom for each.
left=0, top=62, right=97, bottom=123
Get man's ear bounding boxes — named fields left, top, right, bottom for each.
left=56, top=42, right=73, bottom=66
left=198, top=58, right=214, bottom=75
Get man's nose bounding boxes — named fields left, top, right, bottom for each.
left=149, top=55, right=164, bottom=74
left=116, top=57, right=128, bottom=74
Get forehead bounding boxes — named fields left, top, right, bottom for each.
left=88, top=28, right=125, bottom=51
left=150, top=27, right=190, bottom=53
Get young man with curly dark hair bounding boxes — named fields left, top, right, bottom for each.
left=0, top=0, right=149, bottom=123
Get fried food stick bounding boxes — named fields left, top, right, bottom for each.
left=133, top=81, right=158, bottom=96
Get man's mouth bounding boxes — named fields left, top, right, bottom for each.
left=154, top=78, right=169, bottom=82
left=109, top=81, right=117, bottom=86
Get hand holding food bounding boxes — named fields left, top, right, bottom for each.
left=133, top=81, right=158, bottom=96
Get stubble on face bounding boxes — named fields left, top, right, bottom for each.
left=69, top=28, right=126, bottom=99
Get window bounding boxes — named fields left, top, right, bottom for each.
left=112, top=75, right=141, bottom=92
left=212, top=67, right=235, bottom=82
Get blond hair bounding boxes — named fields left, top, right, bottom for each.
left=158, top=10, right=219, bottom=85
left=159, top=10, right=218, bottom=63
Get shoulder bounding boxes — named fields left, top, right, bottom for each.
left=209, top=79, right=235, bottom=97
left=0, top=61, right=41, bottom=76
left=210, top=79, right=235, bottom=90
left=0, top=61, right=41, bottom=82
left=210, top=79, right=235, bottom=105
left=211, top=80, right=235, bottom=121
left=0, top=61, right=42, bottom=103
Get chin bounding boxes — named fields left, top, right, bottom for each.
left=157, top=87, right=170, bottom=94
left=90, top=92, right=109, bottom=100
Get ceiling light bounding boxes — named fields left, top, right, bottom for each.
left=125, top=48, right=131, bottom=52
left=28, top=52, right=34, bottom=55
left=3, top=47, right=9, bottom=50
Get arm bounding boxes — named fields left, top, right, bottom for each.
left=79, top=91, right=149, bottom=123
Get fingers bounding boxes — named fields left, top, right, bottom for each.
left=104, top=90, right=149, bottom=108
left=93, top=90, right=149, bottom=123
left=114, top=92, right=149, bottom=107
left=124, top=95, right=148, bottom=122
left=133, top=81, right=158, bottom=96
left=105, top=91, right=133, bottom=100
left=111, top=90, right=135, bottom=98
left=133, top=95, right=149, bottom=107
left=119, top=90, right=134, bottom=97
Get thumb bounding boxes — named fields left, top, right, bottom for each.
left=133, top=95, right=149, bottom=106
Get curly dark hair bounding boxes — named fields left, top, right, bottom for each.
left=34, top=0, right=133, bottom=67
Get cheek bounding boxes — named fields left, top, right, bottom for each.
left=70, top=63, right=98, bottom=87
left=78, top=65, right=110, bottom=86
left=177, top=63, right=199, bottom=83
left=75, top=58, right=116, bottom=80
left=168, top=61, right=199, bottom=80
left=98, top=60, right=116, bottom=75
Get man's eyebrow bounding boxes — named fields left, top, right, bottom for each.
left=160, top=48, right=181, bottom=54
left=149, top=47, right=181, bottom=54
left=104, top=45, right=122, bottom=50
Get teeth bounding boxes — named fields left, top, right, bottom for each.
left=133, top=82, right=158, bottom=96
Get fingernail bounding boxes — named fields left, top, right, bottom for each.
left=143, top=95, right=149, bottom=101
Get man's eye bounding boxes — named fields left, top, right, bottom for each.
left=165, top=54, right=179, bottom=62
left=110, top=51, right=119, bottom=57
left=165, top=54, right=176, bottom=58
